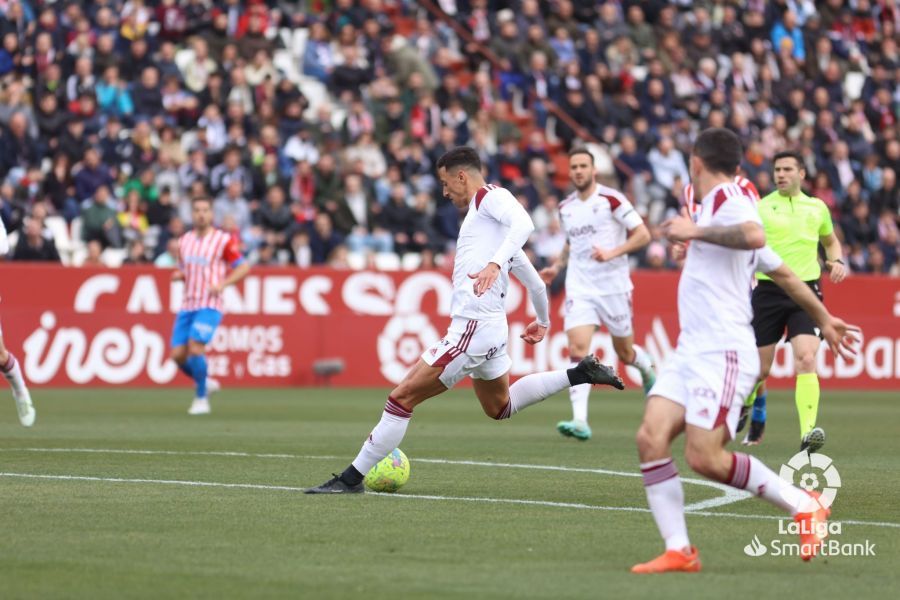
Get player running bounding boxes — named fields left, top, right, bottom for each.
left=744, top=151, right=846, bottom=450
left=306, top=147, right=624, bottom=494
left=171, top=196, right=250, bottom=415
left=539, top=148, right=654, bottom=441
left=682, top=175, right=770, bottom=440
left=0, top=215, right=35, bottom=426
left=631, top=129, right=859, bottom=574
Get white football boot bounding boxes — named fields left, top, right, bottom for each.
left=188, top=397, right=211, bottom=415
left=14, top=388, right=35, bottom=427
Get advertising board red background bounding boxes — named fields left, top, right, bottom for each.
left=0, top=264, right=897, bottom=390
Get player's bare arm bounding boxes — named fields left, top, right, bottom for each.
left=821, top=232, right=847, bottom=283
left=763, top=263, right=860, bottom=360
left=591, top=223, right=651, bottom=262
left=539, top=242, right=569, bottom=283
left=210, top=261, right=251, bottom=295
left=663, top=208, right=765, bottom=249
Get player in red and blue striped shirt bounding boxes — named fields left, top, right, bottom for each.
left=171, top=196, right=249, bottom=415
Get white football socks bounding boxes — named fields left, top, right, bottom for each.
left=351, top=397, right=412, bottom=475
left=631, top=344, right=654, bottom=378
left=727, top=452, right=814, bottom=514
left=500, top=370, right=571, bottom=418
left=569, top=372, right=590, bottom=424
left=1, top=353, right=26, bottom=395
left=641, top=457, right=690, bottom=551
left=495, top=369, right=572, bottom=420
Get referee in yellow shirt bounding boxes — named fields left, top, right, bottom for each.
left=743, top=151, right=847, bottom=451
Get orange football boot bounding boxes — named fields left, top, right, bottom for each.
left=631, top=546, right=702, bottom=574
left=795, top=491, right=831, bottom=561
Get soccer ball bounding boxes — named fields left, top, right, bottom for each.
left=364, top=448, right=410, bottom=493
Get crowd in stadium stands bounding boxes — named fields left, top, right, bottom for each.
left=0, top=1, right=898, bottom=276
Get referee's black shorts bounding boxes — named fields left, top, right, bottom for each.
left=751, top=279, right=824, bottom=347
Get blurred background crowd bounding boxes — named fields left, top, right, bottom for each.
left=0, top=0, right=898, bottom=276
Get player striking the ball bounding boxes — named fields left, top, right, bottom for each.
left=631, top=129, right=859, bottom=573
left=540, top=148, right=654, bottom=441
left=171, top=196, right=250, bottom=415
left=306, top=147, right=624, bottom=494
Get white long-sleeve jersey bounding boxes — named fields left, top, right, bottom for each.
left=510, top=250, right=550, bottom=327
left=451, top=184, right=535, bottom=322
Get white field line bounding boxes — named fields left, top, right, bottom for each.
left=0, top=446, right=748, bottom=511
left=1, top=471, right=898, bottom=530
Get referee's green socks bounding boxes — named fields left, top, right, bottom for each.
left=795, top=373, right=820, bottom=439
left=744, top=381, right=762, bottom=408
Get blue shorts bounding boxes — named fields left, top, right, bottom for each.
left=171, top=309, right=223, bottom=348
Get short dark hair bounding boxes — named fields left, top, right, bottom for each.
left=773, top=150, right=805, bottom=171
left=692, top=128, right=742, bottom=176
left=191, top=195, right=213, bottom=207
left=436, top=146, right=482, bottom=173
left=568, top=147, right=594, bottom=164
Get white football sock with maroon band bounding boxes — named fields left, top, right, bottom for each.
left=726, top=452, right=813, bottom=514
left=642, top=457, right=690, bottom=551
left=1, top=353, right=26, bottom=395
left=494, top=370, right=571, bottom=419
left=351, top=397, right=412, bottom=476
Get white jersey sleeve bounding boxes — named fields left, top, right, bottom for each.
left=480, top=188, right=535, bottom=267
left=0, top=215, right=9, bottom=256
left=510, top=250, right=550, bottom=327
left=710, top=193, right=763, bottom=228
left=755, top=245, right=784, bottom=275
left=611, top=196, right=644, bottom=231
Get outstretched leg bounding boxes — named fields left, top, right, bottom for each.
left=0, top=333, right=34, bottom=427
left=305, top=359, right=447, bottom=494
left=480, top=356, right=623, bottom=421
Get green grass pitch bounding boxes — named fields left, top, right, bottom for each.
left=0, top=387, right=897, bottom=599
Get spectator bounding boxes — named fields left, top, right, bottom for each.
left=73, top=149, right=114, bottom=203
left=124, top=240, right=150, bottom=265
left=257, top=186, right=293, bottom=248
left=96, top=66, right=134, bottom=119
left=81, top=186, right=122, bottom=249
left=308, top=212, right=343, bottom=265
left=214, top=180, right=251, bottom=232
left=13, top=217, right=60, bottom=262
left=117, top=190, right=149, bottom=243
left=648, top=137, right=689, bottom=195
left=154, top=237, right=179, bottom=268
left=842, top=201, right=879, bottom=248
left=772, top=11, right=806, bottom=62
left=83, top=240, right=106, bottom=267
left=344, top=174, right=391, bottom=254
left=209, top=146, right=252, bottom=196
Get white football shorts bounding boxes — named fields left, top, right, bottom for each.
left=421, top=318, right=511, bottom=389
left=648, top=347, right=759, bottom=439
left=563, top=292, right=633, bottom=337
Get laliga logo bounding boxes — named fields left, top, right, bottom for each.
left=377, top=314, right=440, bottom=384
left=779, top=451, right=842, bottom=511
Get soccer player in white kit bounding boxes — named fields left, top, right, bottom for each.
left=631, top=129, right=860, bottom=573
left=0, top=215, right=35, bottom=426
left=306, top=147, right=624, bottom=494
left=540, top=149, right=655, bottom=441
